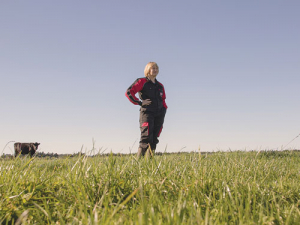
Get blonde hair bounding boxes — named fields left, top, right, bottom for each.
left=144, top=62, right=159, bottom=77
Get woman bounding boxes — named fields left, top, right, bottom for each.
left=126, top=62, right=167, bottom=157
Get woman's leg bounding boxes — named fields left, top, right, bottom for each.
left=138, top=111, right=154, bottom=157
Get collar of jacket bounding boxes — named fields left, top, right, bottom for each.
left=146, top=77, right=157, bottom=83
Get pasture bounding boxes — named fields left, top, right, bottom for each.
left=1, top=151, right=300, bottom=224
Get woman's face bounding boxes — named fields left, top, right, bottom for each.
left=148, top=65, right=159, bottom=78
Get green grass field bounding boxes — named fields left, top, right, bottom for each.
left=1, top=151, right=300, bottom=224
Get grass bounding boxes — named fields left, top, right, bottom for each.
left=1, top=150, right=300, bottom=224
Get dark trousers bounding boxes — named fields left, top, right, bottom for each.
left=139, top=108, right=166, bottom=152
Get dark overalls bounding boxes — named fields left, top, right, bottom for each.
left=126, top=77, right=167, bottom=156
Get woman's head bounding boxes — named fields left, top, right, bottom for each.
left=144, top=62, right=159, bottom=78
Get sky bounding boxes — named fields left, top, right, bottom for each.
left=1, top=1, right=299, bottom=155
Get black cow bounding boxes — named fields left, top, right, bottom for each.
left=14, top=142, right=40, bottom=157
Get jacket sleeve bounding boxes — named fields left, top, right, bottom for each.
left=158, top=81, right=168, bottom=109
left=125, top=78, right=146, bottom=106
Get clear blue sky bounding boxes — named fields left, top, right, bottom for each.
left=1, top=1, right=299, bottom=155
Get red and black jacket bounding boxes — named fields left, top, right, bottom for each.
left=126, top=77, right=167, bottom=112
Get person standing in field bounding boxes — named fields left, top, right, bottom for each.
left=126, top=62, right=167, bottom=158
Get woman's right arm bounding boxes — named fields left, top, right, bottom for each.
left=125, top=78, right=147, bottom=106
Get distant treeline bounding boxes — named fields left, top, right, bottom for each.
left=2, top=150, right=300, bottom=159
left=1, top=151, right=213, bottom=159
